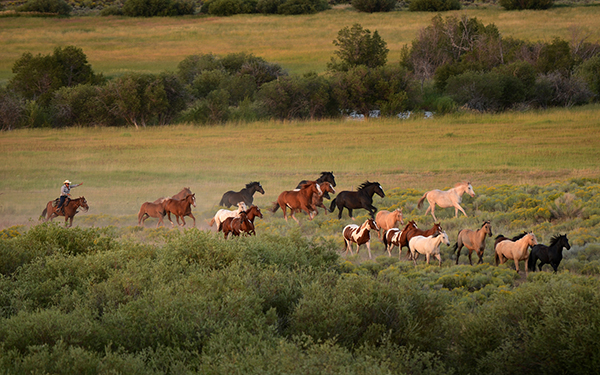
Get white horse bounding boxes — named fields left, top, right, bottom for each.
left=342, top=218, right=379, bottom=259
left=417, top=181, right=475, bottom=222
left=408, top=231, right=450, bottom=266
left=209, top=202, right=248, bottom=229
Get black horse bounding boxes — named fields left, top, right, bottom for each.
left=219, top=182, right=265, bottom=208
left=329, top=181, right=385, bottom=219
left=296, top=172, right=336, bottom=199
left=527, top=234, right=571, bottom=273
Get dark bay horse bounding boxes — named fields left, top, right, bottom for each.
left=153, top=187, right=193, bottom=204
left=329, top=181, right=385, bottom=219
left=528, top=234, right=571, bottom=273
left=271, top=181, right=322, bottom=224
left=220, top=211, right=254, bottom=239
left=398, top=221, right=444, bottom=260
left=164, top=194, right=196, bottom=228
left=452, top=220, right=493, bottom=265
left=219, top=182, right=265, bottom=208
left=296, top=172, right=336, bottom=199
left=138, top=200, right=167, bottom=228
left=40, top=197, right=89, bottom=228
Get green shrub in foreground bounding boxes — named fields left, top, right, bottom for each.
left=408, top=0, right=460, bottom=12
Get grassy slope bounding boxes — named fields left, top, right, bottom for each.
left=1, top=106, right=599, bottom=228
left=1, top=6, right=600, bottom=83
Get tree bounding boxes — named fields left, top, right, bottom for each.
left=327, top=24, right=388, bottom=72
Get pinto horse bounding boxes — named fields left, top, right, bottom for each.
left=375, top=208, right=404, bottom=239
left=417, top=181, right=475, bottom=222
left=398, top=221, right=444, bottom=260
left=342, top=218, right=380, bottom=259
left=329, top=181, right=385, bottom=219
left=164, top=194, right=196, bottom=228
left=409, top=232, right=450, bottom=266
left=153, top=187, right=193, bottom=204
left=452, top=220, right=493, bottom=265
left=271, top=181, right=322, bottom=224
left=220, top=211, right=254, bottom=239
left=292, top=181, right=335, bottom=218
left=219, top=182, right=265, bottom=208
left=210, top=202, right=248, bottom=229
left=382, top=228, right=403, bottom=257
left=40, top=197, right=89, bottom=228
left=296, top=172, right=336, bottom=198
left=138, top=200, right=167, bottom=228
left=494, top=232, right=538, bottom=276
left=528, top=234, right=571, bottom=273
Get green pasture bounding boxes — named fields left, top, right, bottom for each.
left=2, top=6, right=600, bottom=83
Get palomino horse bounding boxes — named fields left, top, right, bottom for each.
left=271, top=181, right=322, bottom=224
left=296, top=172, right=336, bottom=198
left=40, top=197, right=89, bottom=228
left=164, top=194, right=196, bottom=228
left=210, top=202, right=248, bottom=229
left=417, top=181, right=475, bottom=222
left=219, top=211, right=254, bottom=239
left=219, top=182, right=265, bottom=208
left=375, top=208, right=404, bottom=239
left=528, top=234, right=570, bottom=273
left=330, top=181, right=385, bottom=219
left=153, top=187, right=193, bottom=204
left=408, top=232, right=450, bottom=266
left=342, top=218, right=380, bottom=259
left=494, top=232, right=538, bottom=276
left=138, top=200, right=167, bottom=228
left=452, top=220, right=493, bottom=265
left=292, top=181, right=335, bottom=218
left=398, top=221, right=444, bottom=260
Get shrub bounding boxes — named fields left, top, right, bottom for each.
left=177, top=54, right=223, bottom=85
left=408, top=0, right=460, bottom=11
left=536, top=37, right=575, bottom=75
left=0, top=88, right=27, bottom=131
left=201, top=0, right=257, bottom=15
left=328, top=24, right=388, bottom=72
left=445, top=70, right=504, bottom=112
left=499, top=0, right=553, bottom=10
left=533, top=72, right=593, bottom=108
left=277, top=0, right=328, bottom=14
left=18, top=0, right=72, bottom=14
left=100, top=5, right=124, bottom=15
left=256, top=0, right=282, bottom=12
left=123, top=0, right=195, bottom=16
left=351, top=0, right=396, bottom=12
left=576, top=54, right=600, bottom=101
left=51, top=84, right=104, bottom=127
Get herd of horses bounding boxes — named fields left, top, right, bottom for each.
left=38, top=173, right=571, bottom=274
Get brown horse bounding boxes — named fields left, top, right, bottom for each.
left=382, top=228, right=402, bottom=257
left=164, top=194, right=196, bottom=228
left=138, top=200, right=167, bottom=228
left=417, top=181, right=475, bottom=221
left=220, top=211, right=255, bottom=239
left=40, top=197, right=89, bottom=228
left=292, top=181, right=335, bottom=218
left=245, top=205, right=263, bottom=234
left=452, top=220, right=493, bottom=265
left=153, top=187, right=193, bottom=204
left=399, top=221, right=444, bottom=260
left=342, top=218, right=380, bottom=259
left=271, top=181, right=322, bottom=224
left=494, top=232, right=538, bottom=276
left=375, top=208, right=404, bottom=239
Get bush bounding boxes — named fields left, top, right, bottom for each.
left=533, top=72, right=593, bottom=108
left=576, top=54, right=600, bottom=101
left=277, top=0, right=328, bottom=14
left=0, top=89, right=27, bottom=131
left=445, top=70, right=504, bottom=112
left=100, top=5, right=124, bottom=15
left=408, top=0, right=460, bottom=12
left=201, top=0, right=257, bottom=15
left=351, top=0, right=396, bottom=12
left=256, top=0, right=282, bottom=12
left=123, top=0, right=195, bottom=16
left=328, top=24, right=388, bottom=72
left=51, top=84, right=104, bottom=127
left=499, top=0, right=553, bottom=10
left=18, top=0, right=72, bottom=14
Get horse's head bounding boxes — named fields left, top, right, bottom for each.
left=483, top=220, right=493, bottom=236
left=79, top=197, right=89, bottom=212
left=250, top=182, right=265, bottom=195
left=526, top=232, right=538, bottom=247
left=394, top=208, right=404, bottom=225
left=320, top=172, right=336, bottom=187
left=237, top=201, right=248, bottom=211
left=375, top=183, right=385, bottom=198
left=320, top=182, right=335, bottom=194
left=433, top=223, right=443, bottom=235
left=367, top=218, right=379, bottom=231
left=187, top=193, right=196, bottom=207
left=466, top=182, right=475, bottom=197
left=441, top=231, right=450, bottom=246
left=250, top=205, right=263, bottom=219
left=553, top=234, right=571, bottom=251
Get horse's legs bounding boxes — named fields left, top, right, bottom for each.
left=188, top=213, right=196, bottom=228
left=290, top=211, right=300, bottom=224
left=455, top=203, right=468, bottom=218
left=344, top=239, right=352, bottom=256
left=428, top=203, right=438, bottom=222
left=425, top=253, right=431, bottom=265
left=467, top=250, right=473, bottom=266
left=366, top=242, right=372, bottom=259
left=436, top=253, right=442, bottom=266
left=455, top=244, right=463, bottom=265
left=514, top=258, right=520, bottom=274
left=477, top=250, right=484, bottom=264
left=167, top=212, right=175, bottom=228
left=347, top=208, right=354, bottom=220
left=179, top=216, right=186, bottom=227
left=337, top=206, right=344, bottom=220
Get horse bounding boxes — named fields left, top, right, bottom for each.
left=494, top=232, right=538, bottom=276
left=296, top=172, right=336, bottom=199
left=375, top=208, right=404, bottom=239
left=398, top=221, right=444, bottom=260
left=219, top=211, right=254, bottom=239
left=382, top=228, right=402, bottom=257
left=329, top=181, right=385, bottom=220
left=417, top=181, right=475, bottom=222
left=153, top=187, right=193, bottom=204
left=271, top=181, right=322, bottom=224
left=452, top=220, right=493, bottom=265
left=164, top=194, right=196, bottom=228
left=219, top=182, right=265, bottom=208
left=138, top=200, right=167, bottom=228
left=243, top=205, right=263, bottom=235
left=210, top=202, right=248, bottom=230
left=408, top=232, right=450, bottom=266
left=342, top=218, right=380, bottom=259
left=528, top=234, right=571, bottom=273
left=40, top=197, right=89, bottom=228
left=292, top=181, right=335, bottom=218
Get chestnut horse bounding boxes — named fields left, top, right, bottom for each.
left=296, top=172, right=336, bottom=198
left=40, top=197, right=89, bottom=228
left=219, top=211, right=254, bottom=239
left=330, top=181, right=385, bottom=219
left=138, top=200, right=167, bottom=228
left=494, top=232, right=538, bottom=276
left=409, top=232, right=450, bottom=266
left=292, top=181, right=335, bottom=218
left=417, top=181, right=475, bottom=221
left=164, top=194, right=196, bottom=228
left=375, top=208, right=404, bottom=239
left=242, top=205, right=263, bottom=235
left=398, top=221, right=444, bottom=260
left=219, top=182, right=265, bottom=208
left=342, top=218, right=380, bottom=259
left=452, top=220, right=493, bottom=265
left=271, top=181, right=322, bottom=224
left=153, top=187, right=193, bottom=204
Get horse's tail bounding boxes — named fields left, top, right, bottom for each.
left=209, top=217, right=215, bottom=227
left=40, top=207, right=47, bottom=220
left=494, top=250, right=500, bottom=266
left=270, top=201, right=280, bottom=213
left=329, top=198, right=337, bottom=213
left=417, top=192, right=428, bottom=209
left=217, top=221, right=223, bottom=232
left=527, top=249, right=537, bottom=272
left=382, top=230, right=389, bottom=248
left=451, top=242, right=458, bottom=254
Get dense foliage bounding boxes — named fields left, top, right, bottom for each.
left=1, top=178, right=600, bottom=373
left=17, top=0, right=72, bottom=14
left=499, top=0, right=554, bottom=10
left=408, top=0, right=460, bottom=12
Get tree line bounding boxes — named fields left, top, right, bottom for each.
left=1, top=16, right=599, bottom=130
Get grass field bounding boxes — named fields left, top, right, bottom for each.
left=2, top=6, right=600, bottom=83
left=1, top=105, right=599, bottom=229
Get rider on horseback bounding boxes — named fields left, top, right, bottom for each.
left=56, top=179, right=83, bottom=215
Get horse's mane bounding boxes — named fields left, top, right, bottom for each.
left=511, top=232, right=529, bottom=241
left=549, top=234, right=565, bottom=247
left=481, top=220, right=490, bottom=227
left=455, top=181, right=471, bottom=188
left=357, top=181, right=378, bottom=191
left=246, top=181, right=260, bottom=188
left=320, top=171, right=333, bottom=176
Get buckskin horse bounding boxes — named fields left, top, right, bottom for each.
left=342, top=218, right=380, bottom=259
left=528, top=234, right=571, bottom=273
left=452, top=220, right=493, bottom=265
left=164, top=194, right=196, bottom=228
left=219, top=182, right=265, bottom=208
left=40, top=196, right=89, bottom=228
left=375, top=208, right=404, bottom=239
left=271, top=181, right=322, bottom=224
left=329, top=181, right=385, bottom=220
left=417, top=181, right=475, bottom=222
